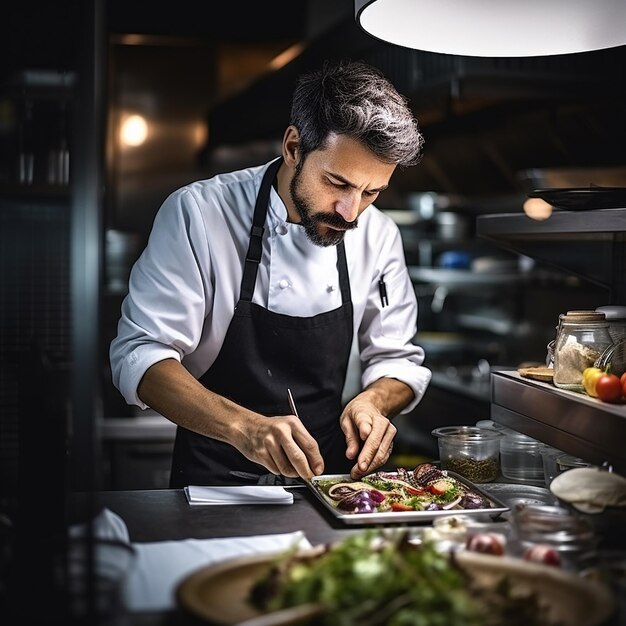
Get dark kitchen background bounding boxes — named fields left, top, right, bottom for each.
left=1, top=0, right=625, bottom=510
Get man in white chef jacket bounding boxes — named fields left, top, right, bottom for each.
left=110, top=60, right=432, bottom=487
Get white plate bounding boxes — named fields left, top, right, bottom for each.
left=176, top=548, right=615, bottom=626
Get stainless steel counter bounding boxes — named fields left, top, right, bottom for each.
left=98, top=414, right=176, bottom=490
left=98, top=414, right=177, bottom=441
left=491, top=370, right=626, bottom=474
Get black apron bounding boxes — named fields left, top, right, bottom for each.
left=170, top=158, right=355, bottom=486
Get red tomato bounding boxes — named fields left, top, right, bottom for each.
left=390, top=502, right=414, bottom=512
left=621, top=372, right=626, bottom=397
left=595, top=373, right=622, bottom=402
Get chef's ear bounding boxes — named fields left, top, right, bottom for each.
left=282, top=126, right=300, bottom=167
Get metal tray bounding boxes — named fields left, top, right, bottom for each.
left=479, top=483, right=558, bottom=511
left=529, top=187, right=626, bottom=211
left=307, top=472, right=509, bottom=526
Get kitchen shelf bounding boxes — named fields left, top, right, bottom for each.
left=477, top=206, right=626, bottom=238
left=476, top=207, right=626, bottom=300
left=478, top=203, right=626, bottom=477
left=408, top=266, right=526, bottom=288
left=491, top=370, right=626, bottom=474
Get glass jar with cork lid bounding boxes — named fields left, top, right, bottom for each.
left=552, top=310, right=613, bottom=392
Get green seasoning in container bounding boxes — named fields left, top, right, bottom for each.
left=431, top=426, right=503, bottom=483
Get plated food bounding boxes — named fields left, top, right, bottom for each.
left=308, top=463, right=508, bottom=524
left=174, top=529, right=614, bottom=626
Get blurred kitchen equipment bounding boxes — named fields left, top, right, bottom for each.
left=594, top=338, right=626, bottom=378
left=435, top=211, right=471, bottom=241
left=437, top=250, right=472, bottom=269
left=17, top=99, right=34, bottom=185
left=105, top=230, right=141, bottom=293
left=528, top=187, right=626, bottom=211
left=595, top=305, right=626, bottom=343
left=517, top=166, right=626, bottom=192
left=62, top=538, right=136, bottom=623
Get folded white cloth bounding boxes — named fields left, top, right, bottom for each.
left=124, top=531, right=311, bottom=612
left=70, top=508, right=311, bottom=613
left=184, top=485, right=294, bottom=505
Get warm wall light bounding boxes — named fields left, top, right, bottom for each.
left=523, top=197, right=553, bottom=221
left=355, top=0, right=626, bottom=57
left=120, top=114, right=149, bottom=147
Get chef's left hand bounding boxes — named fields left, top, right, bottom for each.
left=340, top=397, right=397, bottom=479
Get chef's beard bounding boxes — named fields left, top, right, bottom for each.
left=289, top=161, right=358, bottom=247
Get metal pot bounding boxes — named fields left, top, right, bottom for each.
left=435, top=211, right=471, bottom=241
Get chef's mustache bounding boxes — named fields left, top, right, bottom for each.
left=312, top=212, right=358, bottom=230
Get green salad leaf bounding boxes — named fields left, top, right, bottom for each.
left=249, top=530, right=559, bottom=626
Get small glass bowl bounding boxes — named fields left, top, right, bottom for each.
left=431, top=426, right=503, bottom=483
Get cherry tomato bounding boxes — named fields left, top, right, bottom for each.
left=595, top=373, right=622, bottom=402
left=621, top=372, right=626, bottom=398
left=390, top=502, right=414, bottom=512
left=582, top=366, right=603, bottom=397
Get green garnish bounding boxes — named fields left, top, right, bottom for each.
left=249, top=530, right=558, bottom=626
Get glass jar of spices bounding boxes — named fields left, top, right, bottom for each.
left=552, top=310, right=613, bottom=393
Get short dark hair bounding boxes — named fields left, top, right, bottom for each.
left=290, top=59, right=424, bottom=167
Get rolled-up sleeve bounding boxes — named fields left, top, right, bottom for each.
left=358, top=225, right=431, bottom=414
left=110, top=189, right=211, bottom=408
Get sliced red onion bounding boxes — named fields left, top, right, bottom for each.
left=441, top=496, right=462, bottom=510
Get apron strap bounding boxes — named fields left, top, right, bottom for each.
left=240, top=156, right=351, bottom=306
left=240, top=157, right=282, bottom=302
left=336, top=240, right=350, bottom=306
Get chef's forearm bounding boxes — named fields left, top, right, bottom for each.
left=137, top=358, right=256, bottom=443
left=358, top=377, right=415, bottom=418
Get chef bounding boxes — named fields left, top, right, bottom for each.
left=110, top=60, right=432, bottom=487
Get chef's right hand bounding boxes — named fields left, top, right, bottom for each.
left=240, top=414, right=324, bottom=480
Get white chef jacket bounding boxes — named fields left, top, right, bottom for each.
left=109, top=159, right=431, bottom=412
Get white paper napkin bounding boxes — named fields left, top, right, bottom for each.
left=70, top=508, right=311, bottom=613
left=184, top=485, right=294, bottom=505
left=123, top=531, right=311, bottom=612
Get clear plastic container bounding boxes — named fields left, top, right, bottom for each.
left=556, top=453, right=592, bottom=472
left=540, top=444, right=566, bottom=487
left=552, top=310, right=613, bottom=392
left=511, top=504, right=597, bottom=571
left=431, top=426, right=503, bottom=483
left=500, top=431, right=545, bottom=484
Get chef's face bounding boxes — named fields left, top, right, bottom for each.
left=289, top=133, right=396, bottom=247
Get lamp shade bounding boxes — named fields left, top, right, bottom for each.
left=355, top=0, right=626, bottom=57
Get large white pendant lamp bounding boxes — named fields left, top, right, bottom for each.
left=355, top=0, right=626, bottom=57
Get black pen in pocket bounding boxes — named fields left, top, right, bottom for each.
left=378, top=275, right=388, bottom=307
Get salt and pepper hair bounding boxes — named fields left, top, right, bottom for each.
left=290, top=59, right=425, bottom=168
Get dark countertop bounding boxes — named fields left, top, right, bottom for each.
left=68, top=487, right=626, bottom=626
left=73, top=487, right=363, bottom=546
